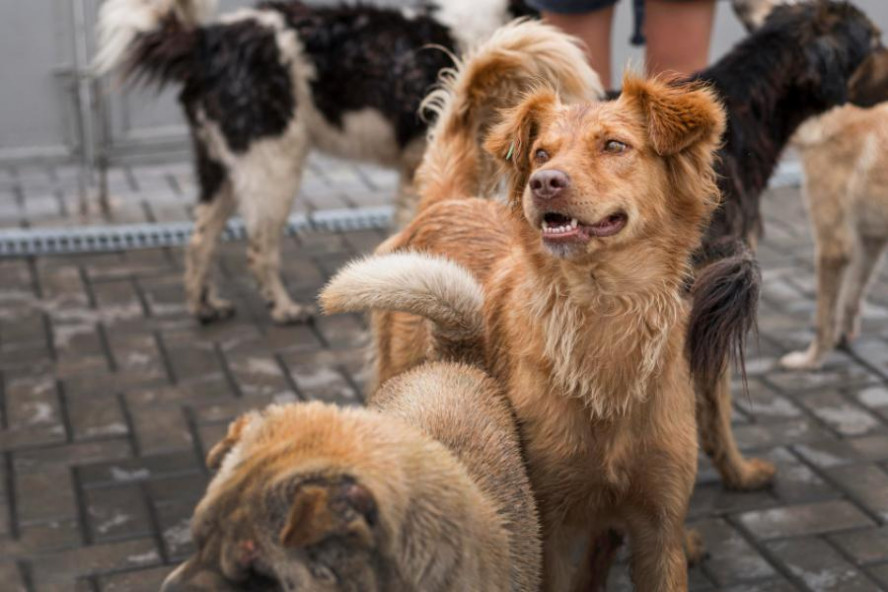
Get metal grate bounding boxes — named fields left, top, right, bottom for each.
left=0, top=206, right=394, bottom=257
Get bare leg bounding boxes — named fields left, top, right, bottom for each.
left=838, top=236, right=887, bottom=344
left=697, top=369, right=776, bottom=490
left=185, top=183, right=237, bottom=323
left=541, top=6, right=614, bottom=88
left=644, top=0, right=716, bottom=77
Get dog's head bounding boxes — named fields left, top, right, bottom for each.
left=735, top=0, right=886, bottom=107
left=161, top=404, right=390, bottom=592
left=485, top=75, right=725, bottom=263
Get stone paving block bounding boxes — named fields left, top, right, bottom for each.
left=15, top=468, right=77, bottom=525
left=765, top=448, right=838, bottom=504
left=737, top=500, right=874, bottom=540
left=825, top=464, right=888, bottom=521
left=767, top=537, right=881, bottom=592
left=156, top=500, right=196, bottom=561
left=733, top=418, right=831, bottom=451
left=131, top=405, right=193, bottom=456
left=16, top=519, right=81, bottom=554
left=794, top=438, right=873, bottom=468
left=799, top=391, right=883, bottom=437
left=78, top=452, right=200, bottom=490
left=0, top=561, right=26, bottom=592
left=30, top=537, right=161, bottom=588
left=98, top=565, right=172, bottom=591
left=66, top=392, right=128, bottom=441
left=693, top=518, right=777, bottom=586
left=830, top=527, right=888, bottom=566
left=86, top=484, right=152, bottom=543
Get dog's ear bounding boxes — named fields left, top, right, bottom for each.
left=484, top=88, right=559, bottom=206
left=621, top=75, right=726, bottom=156
left=849, top=47, right=888, bottom=107
left=280, top=481, right=377, bottom=549
left=206, top=414, right=254, bottom=470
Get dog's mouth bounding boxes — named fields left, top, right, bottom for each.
left=540, top=211, right=628, bottom=242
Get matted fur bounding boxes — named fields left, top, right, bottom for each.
left=415, top=20, right=603, bottom=211
left=162, top=364, right=541, bottom=591
left=95, top=0, right=532, bottom=326
left=780, top=103, right=888, bottom=370
left=682, top=0, right=888, bottom=492
left=359, top=70, right=726, bottom=590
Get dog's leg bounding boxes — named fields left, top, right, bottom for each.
left=780, top=236, right=852, bottom=370
left=697, top=369, right=776, bottom=490
left=626, top=515, right=687, bottom=592
left=241, top=166, right=313, bottom=325
left=185, top=183, right=238, bottom=324
left=838, top=236, right=887, bottom=345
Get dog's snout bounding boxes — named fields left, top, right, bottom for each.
left=530, top=170, right=571, bottom=200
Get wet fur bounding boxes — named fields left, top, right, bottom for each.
left=780, top=103, right=888, bottom=370
left=681, top=0, right=886, bottom=491
left=355, top=40, right=726, bottom=589
left=96, top=0, right=533, bottom=325
left=162, top=362, right=541, bottom=591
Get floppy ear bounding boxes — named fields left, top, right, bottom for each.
left=849, top=47, right=888, bottom=107
left=206, top=414, right=253, bottom=470
left=621, top=75, right=726, bottom=156
left=280, top=481, right=377, bottom=549
left=484, top=89, right=559, bottom=206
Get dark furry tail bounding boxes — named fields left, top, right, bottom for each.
left=687, top=240, right=760, bottom=393
left=93, top=0, right=215, bottom=85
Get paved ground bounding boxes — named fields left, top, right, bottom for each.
left=2, top=160, right=888, bottom=591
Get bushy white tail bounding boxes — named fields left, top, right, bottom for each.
left=320, top=253, right=485, bottom=361
left=94, top=0, right=216, bottom=75
left=416, top=19, right=603, bottom=210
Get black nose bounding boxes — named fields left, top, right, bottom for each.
left=529, top=170, right=570, bottom=200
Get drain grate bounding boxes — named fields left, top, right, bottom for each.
left=0, top=206, right=393, bottom=257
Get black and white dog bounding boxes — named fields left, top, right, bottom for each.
left=96, top=0, right=544, bottom=324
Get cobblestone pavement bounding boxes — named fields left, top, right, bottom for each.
left=2, top=160, right=888, bottom=591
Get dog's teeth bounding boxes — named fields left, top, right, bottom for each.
left=542, top=220, right=550, bottom=231
left=570, top=218, right=578, bottom=228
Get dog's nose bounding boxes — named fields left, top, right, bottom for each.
left=529, top=170, right=570, bottom=200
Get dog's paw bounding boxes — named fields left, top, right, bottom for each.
left=271, top=302, right=315, bottom=325
left=726, top=457, right=776, bottom=491
left=195, top=298, right=236, bottom=325
left=684, top=529, right=707, bottom=566
left=779, top=348, right=822, bottom=371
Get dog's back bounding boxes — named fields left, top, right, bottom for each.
left=371, top=362, right=541, bottom=592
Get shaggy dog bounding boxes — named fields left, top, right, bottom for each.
left=161, top=356, right=540, bottom=591
left=778, top=103, right=888, bottom=370
left=94, top=0, right=543, bottom=325
left=681, top=0, right=888, bottom=492
left=322, top=20, right=728, bottom=590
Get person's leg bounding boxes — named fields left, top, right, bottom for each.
left=540, top=4, right=616, bottom=87
left=644, top=0, right=716, bottom=77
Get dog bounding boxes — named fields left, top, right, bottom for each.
left=321, top=20, right=728, bottom=590
left=94, top=0, right=537, bottom=325
left=160, top=360, right=541, bottom=591
left=679, top=0, right=888, bottom=493
left=778, top=104, right=888, bottom=369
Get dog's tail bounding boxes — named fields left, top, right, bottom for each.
left=93, top=0, right=217, bottom=82
left=687, top=240, right=760, bottom=394
left=320, top=253, right=485, bottom=365
left=416, top=19, right=602, bottom=211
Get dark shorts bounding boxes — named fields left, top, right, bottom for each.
left=526, top=0, right=620, bottom=13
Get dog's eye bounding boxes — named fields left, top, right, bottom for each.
left=534, top=148, right=550, bottom=163
left=603, top=140, right=628, bottom=154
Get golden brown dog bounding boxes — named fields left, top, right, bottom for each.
left=161, top=360, right=541, bottom=591
left=779, top=103, right=888, bottom=369
left=323, top=58, right=727, bottom=591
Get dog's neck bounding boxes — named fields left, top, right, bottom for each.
left=518, top=235, right=688, bottom=419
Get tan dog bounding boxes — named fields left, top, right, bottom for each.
left=323, top=68, right=727, bottom=591
left=779, top=103, right=888, bottom=369
left=161, top=360, right=541, bottom=591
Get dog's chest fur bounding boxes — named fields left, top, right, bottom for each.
left=483, top=254, right=695, bottom=516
